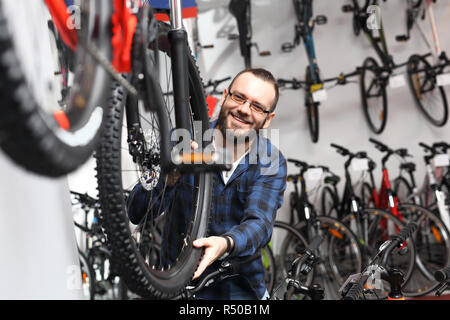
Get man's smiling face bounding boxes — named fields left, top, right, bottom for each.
left=216, top=72, right=276, bottom=141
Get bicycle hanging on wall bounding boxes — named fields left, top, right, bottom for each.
left=397, top=0, right=449, bottom=127
left=278, top=0, right=359, bottom=143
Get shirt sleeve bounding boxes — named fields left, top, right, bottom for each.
left=222, top=154, right=287, bottom=258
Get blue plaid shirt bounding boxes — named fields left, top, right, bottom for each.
left=127, top=122, right=287, bottom=299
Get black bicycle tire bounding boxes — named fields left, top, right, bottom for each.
left=360, top=56, right=388, bottom=134
left=95, top=20, right=211, bottom=298
left=0, top=1, right=112, bottom=177
left=294, top=216, right=363, bottom=300
left=406, top=54, right=449, bottom=127
left=261, top=244, right=276, bottom=296
left=271, top=220, right=310, bottom=300
left=306, top=102, right=319, bottom=143
left=360, top=181, right=375, bottom=209
left=320, top=185, right=339, bottom=217
left=393, top=176, right=414, bottom=204
left=398, top=203, right=450, bottom=297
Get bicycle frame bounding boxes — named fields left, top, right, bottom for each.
left=298, top=0, right=320, bottom=84
left=45, top=0, right=221, bottom=174
left=397, top=0, right=450, bottom=79
left=365, top=148, right=404, bottom=222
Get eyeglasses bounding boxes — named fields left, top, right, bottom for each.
left=227, top=91, right=271, bottom=115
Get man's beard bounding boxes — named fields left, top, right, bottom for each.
left=216, top=102, right=265, bottom=145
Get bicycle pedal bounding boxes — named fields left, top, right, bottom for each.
left=259, top=50, right=271, bottom=56
left=395, top=35, right=409, bottom=42
left=228, top=34, right=239, bottom=40
left=342, top=5, right=354, bottom=13
left=315, top=15, right=327, bottom=25
left=281, top=43, right=294, bottom=53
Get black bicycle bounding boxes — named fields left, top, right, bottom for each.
left=342, top=0, right=412, bottom=134
left=71, top=191, right=129, bottom=300
left=285, top=158, right=362, bottom=300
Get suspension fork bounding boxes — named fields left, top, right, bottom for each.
left=168, top=0, right=191, bottom=134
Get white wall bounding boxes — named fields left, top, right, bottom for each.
left=194, top=0, right=450, bottom=222
left=0, top=152, right=84, bottom=299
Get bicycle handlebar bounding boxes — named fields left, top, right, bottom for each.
left=435, top=266, right=450, bottom=282
left=342, top=222, right=418, bottom=300
left=330, top=143, right=350, bottom=156
left=419, top=142, right=433, bottom=152
left=432, top=141, right=450, bottom=153
left=342, top=279, right=365, bottom=300
left=369, top=137, right=389, bottom=152
left=287, top=158, right=308, bottom=168
left=381, top=222, right=418, bottom=266
left=369, top=139, right=413, bottom=164
left=204, top=76, right=231, bottom=92
left=174, top=254, right=261, bottom=299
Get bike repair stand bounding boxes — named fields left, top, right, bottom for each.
left=0, top=151, right=83, bottom=299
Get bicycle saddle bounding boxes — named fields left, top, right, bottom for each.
left=399, top=162, right=416, bottom=172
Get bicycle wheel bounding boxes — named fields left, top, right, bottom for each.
left=261, top=244, right=276, bottom=296
left=270, top=221, right=310, bottom=300
left=360, top=182, right=375, bottom=209
left=393, top=176, right=414, bottom=204
left=294, top=216, right=363, bottom=300
left=320, top=186, right=339, bottom=218
left=360, top=57, right=388, bottom=134
left=95, top=14, right=212, bottom=299
left=406, top=54, right=448, bottom=127
left=397, top=203, right=450, bottom=297
left=0, top=0, right=112, bottom=177
left=341, top=208, right=416, bottom=288
left=305, top=66, right=320, bottom=143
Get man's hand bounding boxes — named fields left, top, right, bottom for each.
left=192, top=236, right=234, bottom=279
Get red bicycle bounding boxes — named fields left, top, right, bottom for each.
left=365, top=138, right=450, bottom=297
